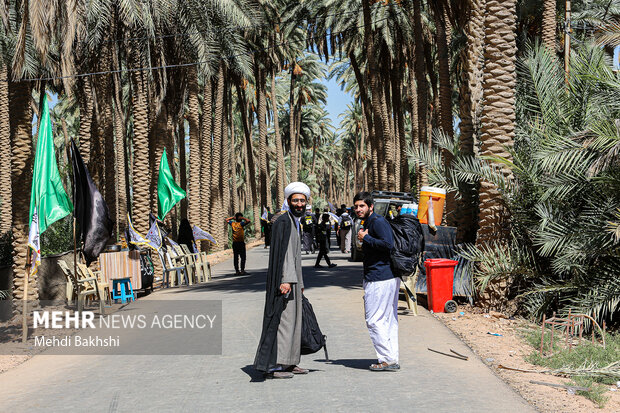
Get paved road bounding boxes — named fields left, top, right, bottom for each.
left=0, top=242, right=534, bottom=412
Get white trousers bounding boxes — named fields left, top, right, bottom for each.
left=363, top=277, right=400, bottom=364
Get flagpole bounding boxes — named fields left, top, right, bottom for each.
left=73, top=217, right=77, bottom=296
left=22, top=247, right=31, bottom=343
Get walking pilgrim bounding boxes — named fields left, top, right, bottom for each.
left=254, top=182, right=311, bottom=379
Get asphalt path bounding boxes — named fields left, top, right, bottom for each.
left=0, top=239, right=534, bottom=412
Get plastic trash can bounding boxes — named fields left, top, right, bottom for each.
left=424, top=258, right=459, bottom=313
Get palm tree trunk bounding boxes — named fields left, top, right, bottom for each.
left=406, top=49, right=419, bottom=191
left=390, top=63, right=408, bottom=192
left=78, top=77, right=94, bottom=165
left=102, top=93, right=116, bottom=236
left=0, top=64, right=11, bottom=235
left=271, top=68, right=286, bottom=206
left=542, top=0, right=557, bottom=51
left=477, top=0, right=517, bottom=245
left=111, top=35, right=128, bottom=229
left=149, top=103, right=167, bottom=213
left=130, top=52, right=151, bottom=232
left=9, top=80, right=36, bottom=303
left=413, top=0, right=429, bottom=190
left=456, top=0, right=484, bottom=243
left=200, top=78, right=213, bottom=229
left=230, top=105, right=239, bottom=214
left=434, top=4, right=457, bottom=225
left=256, top=67, right=269, bottom=210
left=178, top=117, right=187, bottom=220
left=236, top=81, right=260, bottom=236
left=209, top=62, right=226, bottom=249
left=221, top=81, right=231, bottom=219
left=187, top=66, right=201, bottom=229
left=288, top=66, right=298, bottom=182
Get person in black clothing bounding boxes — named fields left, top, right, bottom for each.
left=261, top=207, right=274, bottom=248
left=323, top=208, right=332, bottom=248
left=301, top=206, right=316, bottom=254
left=177, top=218, right=197, bottom=253
left=313, top=207, right=321, bottom=250
left=314, top=213, right=337, bottom=269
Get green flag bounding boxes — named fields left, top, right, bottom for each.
left=29, top=95, right=73, bottom=234
left=157, top=148, right=186, bottom=220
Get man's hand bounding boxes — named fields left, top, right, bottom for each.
left=358, top=229, right=368, bottom=242
left=279, top=283, right=291, bottom=295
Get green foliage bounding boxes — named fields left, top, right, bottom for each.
left=571, top=377, right=610, bottom=408
left=524, top=330, right=620, bottom=407
left=410, top=42, right=620, bottom=325
left=40, top=216, right=73, bottom=256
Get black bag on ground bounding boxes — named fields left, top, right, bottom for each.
left=388, top=215, right=425, bottom=277
left=301, top=295, right=329, bottom=361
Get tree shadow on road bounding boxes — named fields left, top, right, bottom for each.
left=160, top=259, right=364, bottom=296
left=322, top=358, right=375, bottom=370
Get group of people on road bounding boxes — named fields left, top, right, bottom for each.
left=254, top=182, right=400, bottom=379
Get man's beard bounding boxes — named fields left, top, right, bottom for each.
left=357, top=210, right=370, bottom=219
left=290, top=206, right=305, bottom=217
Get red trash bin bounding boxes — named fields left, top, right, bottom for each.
left=424, top=258, right=459, bottom=313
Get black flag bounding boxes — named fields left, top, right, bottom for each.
left=70, top=140, right=113, bottom=266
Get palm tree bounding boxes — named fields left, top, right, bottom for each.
left=187, top=66, right=202, bottom=229
left=209, top=61, right=226, bottom=248
left=9, top=78, right=34, bottom=302
left=456, top=0, right=484, bottom=243
left=271, top=67, right=286, bottom=208
left=0, top=62, right=10, bottom=235
left=129, top=52, right=152, bottom=233
left=476, top=0, right=518, bottom=245
left=542, top=0, right=557, bottom=51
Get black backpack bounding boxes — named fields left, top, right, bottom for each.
left=300, top=295, right=329, bottom=361
left=388, top=215, right=425, bottom=277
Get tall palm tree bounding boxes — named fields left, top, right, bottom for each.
left=209, top=62, right=226, bottom=248
left=130, top=53, right=152, bottom=233
left=456, top=0, right=484, bottom=243
left=542, top=0, right=557, bottom=51
left=476, top=0, right=517, bottom=245
left=187, top=66, right=201, bottom=229
left=9, top=78, right=34, bottom=302
left=271, top=67, right=286, bottom=208
left=0, top=62, right=10, bottom=235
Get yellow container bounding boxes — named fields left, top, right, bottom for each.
left=417, top=186, right=446, bottom=226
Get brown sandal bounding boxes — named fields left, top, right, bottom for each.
left=369, top=362, right=389, bottom=371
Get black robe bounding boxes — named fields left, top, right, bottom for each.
left=254, top=211, right=293, bottom=372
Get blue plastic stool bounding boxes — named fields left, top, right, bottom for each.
left=111, top=278, right=135, bottom=303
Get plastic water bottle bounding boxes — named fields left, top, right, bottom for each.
left=411, top=203, right=418, bottom=217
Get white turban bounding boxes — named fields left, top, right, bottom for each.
left=284, top=182, right=310, bottom=200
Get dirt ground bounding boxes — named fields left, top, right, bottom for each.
left=0, top=239, right=265, bottom=375
left=435, top=305, right=620, bottom=412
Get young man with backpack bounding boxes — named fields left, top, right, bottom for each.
left=353, top=191, right=400, bottom=371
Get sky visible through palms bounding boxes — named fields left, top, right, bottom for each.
left=324, top=76, right=353, bottom=130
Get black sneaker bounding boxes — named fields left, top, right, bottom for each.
left=328, top=263, right=337, bottom=268
left=314, top=264, right=324, bottom=268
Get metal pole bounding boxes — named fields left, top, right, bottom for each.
left=21, top=250, right=31, bottom=343
left=73, top=217, right=77, bottom=293
left=565, top=0, right=571, bottom=83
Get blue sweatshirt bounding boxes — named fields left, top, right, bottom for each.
left=361, top=212, right=394, bottom=282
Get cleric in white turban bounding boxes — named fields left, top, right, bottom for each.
left=254, top=181, right=311, bottom=378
